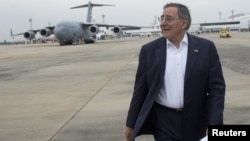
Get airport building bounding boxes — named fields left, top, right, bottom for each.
left=122, top=13, right=250, bottom=37
left=189, top=13, right=250, bottom=34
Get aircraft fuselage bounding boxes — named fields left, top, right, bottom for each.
left=54, top=21, right=94, bottom=45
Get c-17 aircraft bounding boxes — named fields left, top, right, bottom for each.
left=12, top=1, right=142, bottom=46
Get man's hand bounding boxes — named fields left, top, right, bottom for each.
left=125, top=127, right=133, bottom=141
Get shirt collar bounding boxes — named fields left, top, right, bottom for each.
left=166, top=33, right=188, bottom=48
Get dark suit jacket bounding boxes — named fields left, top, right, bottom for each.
left=126, top=33, right=226, bottom=141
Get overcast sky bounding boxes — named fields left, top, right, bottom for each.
left=1, top=0, right=250, bottom=41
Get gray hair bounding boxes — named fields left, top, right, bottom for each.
left=163, top=3, right=192, bottom=30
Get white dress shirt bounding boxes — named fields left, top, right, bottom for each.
left=156, top=33, right=188, bottom=108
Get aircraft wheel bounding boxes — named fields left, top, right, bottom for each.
left=60, top=41, right=65, bottom=46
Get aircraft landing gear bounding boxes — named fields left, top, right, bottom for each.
left=59, top=41, right=65, bottom=46
left=84, top=39, right=95, bottom=44
left=59, top=41, right=73, bottom=46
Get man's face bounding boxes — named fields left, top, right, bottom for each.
left=160, top=7, right=187, bottom=40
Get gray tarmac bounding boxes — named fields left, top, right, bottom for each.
left=0, top=32, right=250, bottom=141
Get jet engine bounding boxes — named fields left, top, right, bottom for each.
left=40, top=28, right=53, bottom=37
left=113, top=26, right=123, bottom=34
left=23, top=31, right=35, bottom=40
left=89, top=25, right=100, bottom=35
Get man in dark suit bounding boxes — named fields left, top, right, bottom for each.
left=125, top=3, right=225, bottom=141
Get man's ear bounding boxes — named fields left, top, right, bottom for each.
left=181, top=19, right=188, bottom=30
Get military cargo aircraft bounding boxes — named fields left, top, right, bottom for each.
left=12, top=1, right=142, bottom=46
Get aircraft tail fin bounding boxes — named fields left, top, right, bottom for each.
left=70, top=1, right=115, bottom=23
left=10, top=28, right=15, bottom=40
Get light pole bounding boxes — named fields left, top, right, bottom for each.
left=232, top=10, right=234, bottom=20
left=248, top=20, right=250, bottom=32
left=29, top=18, right=32, bottom=29
left=219, top=12, right=222, bottom=21
left=102, top=14, right=105, bottom=24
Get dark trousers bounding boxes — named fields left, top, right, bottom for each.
left=150, top=103, right=183, bottom=141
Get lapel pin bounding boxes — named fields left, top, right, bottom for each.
left=193, top=49, right=199, bottom=53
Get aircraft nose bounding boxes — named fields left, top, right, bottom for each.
left=54, top=26, right=64, bottom=40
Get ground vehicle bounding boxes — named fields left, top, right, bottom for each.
left=220, top=27, right=231, bottom=38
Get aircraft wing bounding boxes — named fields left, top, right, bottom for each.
left=86, top=23, right=159, bottom=30
left=11, top=26, right=55, bottom=40
left=43, top=26, right=55, bottom=30
left=99, top=24, right=141, bottom=30
left=71, top=4, right=115, bottom=9
left=81, top=23, right=158, bottom=35
left=12, top=29, right=41, bottom=36
left=82, top=23, right=141, bottom=30
left=10, top=29, right=42, bottom=41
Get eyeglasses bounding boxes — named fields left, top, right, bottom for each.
left=160, top=15, right=180, bottom=23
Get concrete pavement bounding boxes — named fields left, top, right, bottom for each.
left=0, top=33, right=250, bottom=141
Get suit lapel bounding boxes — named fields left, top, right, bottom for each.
left=155, top=37, right=167, bottom=79
left=185, top=34, right=199, bottom=82
left=154, top=35, right=199, bottom=84
left=155, top=35, right=199, bottom=83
